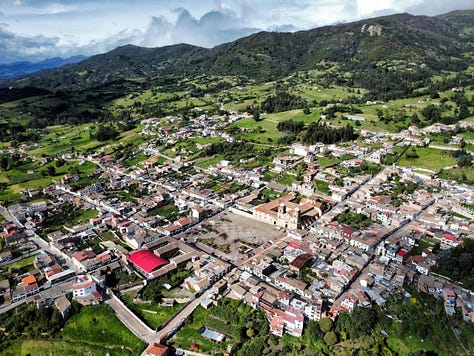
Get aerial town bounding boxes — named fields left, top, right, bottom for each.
left=1, top=107, right=473, bottom=355
left=1, top=3, right=474, bottom=355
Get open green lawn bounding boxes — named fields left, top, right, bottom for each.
left=7, top=339, right=136, bottom=356
left=458, top=131, right=474, bottom=141
left=147, top=202, right=179, bottom=220
left=277, top=174, right=297, bottom=185
left=232, top=117, right=282, bottom=143
left=4, top=256, right=36, bottom=272
left=59, top=304, right=145, bottom=354
left=315, top=155, right=342, bottom=167
left=66, top=208, right=98, bottom=227
left=386, top=334, right=450, bottom=356
left=189, top=137, right=224, bottom=145
left=398, top=147, right=456, bottom=171
left=27, top=124, right=144, bottom=157
left=195, top=155, right=224, bottom=168
left=314, top=179, right=330, bottom=194
left=439, top=166, right=474, bottom=183
left=124, top=152, right=147, bottom=167
left=410, top=239, right=435, bottom=256
left=265, top=109, right=321, bottom=125
left=297, top=85, right=365, bottom=102
left=122, top=295, right=183, bottom=329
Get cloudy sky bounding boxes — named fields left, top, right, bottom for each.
left=0, top=0, right=472, bottom=63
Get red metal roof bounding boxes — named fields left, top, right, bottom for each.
left=443, top=233, right=455, bottom=241
left=287, top=241, right=300, bottom=249
left=128, top=250, right=168, bottom=273
left=396, top=249, right=408, bottom=257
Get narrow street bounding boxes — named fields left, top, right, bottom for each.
left=105, top=293, right=155, bottom=343
left=152, top=288, right=214, bottom=344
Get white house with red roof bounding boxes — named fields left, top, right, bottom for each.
left=440, top=232, right=460, bottom=250
left=72, top=275, right=102, bottom=305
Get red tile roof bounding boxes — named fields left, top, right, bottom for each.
left=22, top=275, right=37, bottom=286
left=72, top=250, right=96, bottom=262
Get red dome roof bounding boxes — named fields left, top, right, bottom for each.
left=128, top=250, right=168, bottom=273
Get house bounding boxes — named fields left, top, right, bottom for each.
left=12, top=274, right=40, bottom=302
left=304, top=299, right=323, bottom=321
left=54, top=295, right=72, bottom=318
left=184, top=275, right=210, bottom=293
left=283, top=305, right=304, bottom=337
left=440, top=233, right=459, bottom=250
left=72, top=250, right=97, bottom=272
left=270, top=312, right=285, bottom=337
left=72, top=275, right=102, bottom=305
left=145, top=343, right=169, bottom=356
left=289, top=254, right=313, bottom=272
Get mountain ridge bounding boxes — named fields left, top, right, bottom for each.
left=3, top=10, right=473, bottom=92
left=0, top=55, right=87, bottom=79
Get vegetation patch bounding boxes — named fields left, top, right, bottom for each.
left=59, top=304, right=145, bottom=353
left=121, top=295, right=183, bottom=329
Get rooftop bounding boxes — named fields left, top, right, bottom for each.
left=128, top=249, right=168, bottom=273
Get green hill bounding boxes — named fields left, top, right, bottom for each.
left=1, top=11, right=473, bottom=98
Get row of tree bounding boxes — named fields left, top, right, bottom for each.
left=260, top=90, right=307, bottom=113
left=303, top=122, right=357, bottom=144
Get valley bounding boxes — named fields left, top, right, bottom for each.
left=0, top=9, right=473, bottom=356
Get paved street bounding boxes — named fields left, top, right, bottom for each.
left=0, top=300, right=25, bottom=315
left=105, top=293, right=155, bottom=343
left=153, top=288, right=213, bottom=343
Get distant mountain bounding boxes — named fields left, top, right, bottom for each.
left=4, top=11, right=473, bottom=92
left=0, top=55, right=87, bottom=79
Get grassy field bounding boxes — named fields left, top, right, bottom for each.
left=314, top=179, right=330, bottom=193
left=65, top=208, right=99, bottom=226
left=315, top=155, right=342, bottom=167
left=6, top=339, right=136, bottom=356
left=0, top=159, right=98, bottom=204
left=4, top=256, right=36, bottom=272
left=398, top=147, right=456, bottom=171
left=386, top=334, right=450, bottom=356
left=122, top=295, right=183, bottom=329
left=277, top=174, right=297, bottom=185
left=439, top=166, right=474, bottom=183
left=59, top=304, right=145, bottom=354
left=195, top=155, right=225, bottom=168
left=232, top=117, right=282, bottom=143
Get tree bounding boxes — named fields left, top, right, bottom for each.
left=319, top=317, right=333, bottom=333
left=324, top=331, right=338, bottom=346
left=253, top=108, right=261, bottom=122
left=306, top=320, right=323, bottom=341
left=421, top=104, right=442, bottom=122
left=94, top=125, right=119, bottom=141
left=55, top=158, right=66, bottom=167
left=47, top=166, right=56, bottom=176
left=303, top=106, right=311, bottom=115
left=0, top=155, right=9, bottom=171
left=458, top=103, right=471, bottom=120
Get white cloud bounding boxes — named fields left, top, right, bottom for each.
left=0, top=0, right=473, bottom=63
